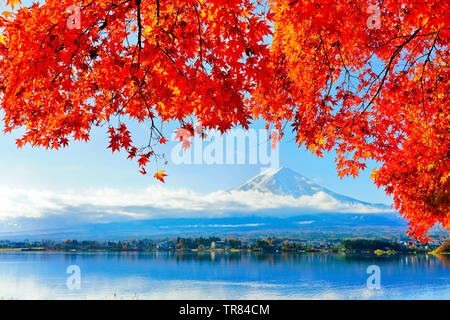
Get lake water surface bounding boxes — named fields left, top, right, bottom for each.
left=0, top=251, right=448, bottom=299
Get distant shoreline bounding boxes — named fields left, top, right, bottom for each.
left=0, top=248, right=433, bottom=255
left=1, top=238, right=443, bottom=255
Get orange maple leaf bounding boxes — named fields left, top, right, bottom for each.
left=154, top=170, right=167, bottom=183
left=6, top=0, right=21, bottom=9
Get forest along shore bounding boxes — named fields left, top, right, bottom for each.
left=1, top=238, right=447, bottom=255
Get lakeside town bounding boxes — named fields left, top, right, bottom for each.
left=1, top=237, right=448, bottom=254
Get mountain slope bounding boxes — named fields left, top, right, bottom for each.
left=232, top=167, right=389, bottom=210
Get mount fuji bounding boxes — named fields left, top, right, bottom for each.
left=231, top=166, right=390, bottom=211
left=0, top=167, right=410, bottom=241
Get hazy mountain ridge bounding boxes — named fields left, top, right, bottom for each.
left=0, top=214, right=408, bottom=241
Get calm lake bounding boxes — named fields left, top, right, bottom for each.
left=0, top=251, right=449, bottom=299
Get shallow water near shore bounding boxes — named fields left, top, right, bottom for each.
left=0, top=251, right=448, bottom=300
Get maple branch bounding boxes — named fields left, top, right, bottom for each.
left=418, top=30, right=440, bottom=127
left=358, top=26, right=423, bottom=116
left=319, top=34, right=334, bottom=102
left=435, top=48, right=449, bottom=65
left=193, top=3, right=205, bottom=74
left=139, top=86, right=164, bottom=139
left=135, top=0, right=143, bottom=63
left=336, top=43, right=358, bottom=92
left=401, top=36, right=427, bottom=73
left=156, top=0, right=160, bottom=25
left=369, top=32, right=438, bottom=50
left=159, top=47, right=186, bottom=77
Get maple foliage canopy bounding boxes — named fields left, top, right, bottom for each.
left=0, top=0, right=448, bottom=240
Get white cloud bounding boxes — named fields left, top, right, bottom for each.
left=0, top=184, right=392, bottom=224
left=296, top=221, right=315, bottom=225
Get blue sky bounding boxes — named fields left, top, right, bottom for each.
left=0, top=0, right=396, bottom=233
left=0, top=118, right=396, bottom=234
left=0, top=118, right=391, bottom=205
left=0, top=0, right=391, bottom=203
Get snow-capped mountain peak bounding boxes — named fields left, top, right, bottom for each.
left=232, top=167, right=325, bottom=197
left=232, top=167, right=389, bottom=210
